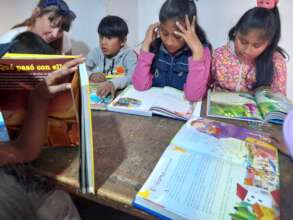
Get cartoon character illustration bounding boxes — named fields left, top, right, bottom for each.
left=245, top=167, right=279, bottom=191
left=230, top=202, right=257, bottom=220
left=190, top=118, right=250, bottom=140
left=237, top=183, right=279, bottom=208
left=189, top=118, right=276, bottom=147
left=113, top=97, right=141, bottom=108
left=235, top=184, right=279, bottom=219
left=230, top=202, right=278, bottom=220
left=244, top=103, right=258, bottom=115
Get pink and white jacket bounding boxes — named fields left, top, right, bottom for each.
left=212, top=42, right=287, bottom=95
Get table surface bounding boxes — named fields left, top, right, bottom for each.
left=33, top=109, right=293, bottom=220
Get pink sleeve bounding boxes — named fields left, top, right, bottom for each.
left=271, top=52, right=287, bottom=95
left=184, top=47, right=211, bottom=101
left=131, top=51, right=155, bottom=91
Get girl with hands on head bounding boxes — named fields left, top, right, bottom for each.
left=132, top=0, right=211, bottom=102
left=142, top=22, right=160, bottom=52
left=174, top=15, right=204, bottom=61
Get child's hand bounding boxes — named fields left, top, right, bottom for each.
left=34, top=57, right=85, bottom=100
left=142, top=22, right=160, bottom=52
left=96, top=81, right=115, bottom=98
left=89, top=72, right=107, bottom=83
left=174, top=15, right=204, bottom=61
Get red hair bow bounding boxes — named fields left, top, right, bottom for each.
left=257, top=0, right=279, bottom=9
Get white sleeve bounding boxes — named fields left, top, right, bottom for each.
left=0, top=27, right=27, bottom=44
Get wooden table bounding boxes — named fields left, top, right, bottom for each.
left=33, top=110, right=293, bottom=220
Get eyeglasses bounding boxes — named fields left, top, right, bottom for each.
left=39, top=0, right=76, bottom=20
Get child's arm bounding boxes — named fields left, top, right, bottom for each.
left=271, top=52, right=287, bottom=95
left=0, top=57, right=84, bottom=165
left=174, top=16, right=211, bottom=101
left=184, top=47, right=211, bottom=101
left=131, top=51, right=155, bottom=90
left=132, top=23, right=159, bottom=91
left=86, top=48, right=107, bottom=82
left=110, top=50, right=138, bottom=90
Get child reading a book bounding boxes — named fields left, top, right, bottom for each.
left=212, top=0, right=287, bottom=95
left=0, top=0, right=76, bottom=54
left=86, top=15, right=138, bottom=98
left=132, top=0, right=211, bottom=102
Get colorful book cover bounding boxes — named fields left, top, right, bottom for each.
left=0, top=111, right=9, bottom=142
left=0, top=55, right=80, bottom=147
left=134, top=118, right=279, bottom=220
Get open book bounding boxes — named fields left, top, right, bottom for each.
left=207, top=88, right=293, bottom=124
left=133, top=118, right=280, bottom=220
left=107, top=85, right=201, bottom=120
left=0, top=54, right=94, bottom=193
left=90, top=83, right=113, bottom=110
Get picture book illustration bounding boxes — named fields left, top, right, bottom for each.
left=208, top=91, right=262, bottom=120
left=90, top=83, right=113, bottom=110
left=255, top=88, right=292, bottom=118
left=112, top=97, right=142, bottom=108
left=0, top=57, right=80, bottom=147
left=207, top=89, right=293, bottom=124
left=134, top=117, right=280, bottom=220
left=0, top=111, right=9, bottom=142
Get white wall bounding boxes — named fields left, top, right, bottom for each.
left=69, top=0, right=107, bottom=54
left=106, top=0, right=138, bottom=50
left=0, top=0, right=292, bottom=99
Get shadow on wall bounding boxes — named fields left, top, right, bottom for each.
left=71, top=39, right=90, bottom=55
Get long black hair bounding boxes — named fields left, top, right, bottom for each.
left=229, top=7, right=287, bottom=90
left=9, top=31, right=56, bottom=54
left=151, top=0, right=210, bottom=54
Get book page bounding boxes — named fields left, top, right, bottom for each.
left=108, top=85, right=161, bottom=116
left=172, top=125, right=248, bottom=165
left=136, top=144, right=246, bottom=220
left=208, top=91, right=263, bottom=121
left=255, top=88, right=292, bottom=121
left=151, top=87, right=193, bottom=119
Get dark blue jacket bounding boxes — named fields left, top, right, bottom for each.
left=150, top=39, right=192, bottom=90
